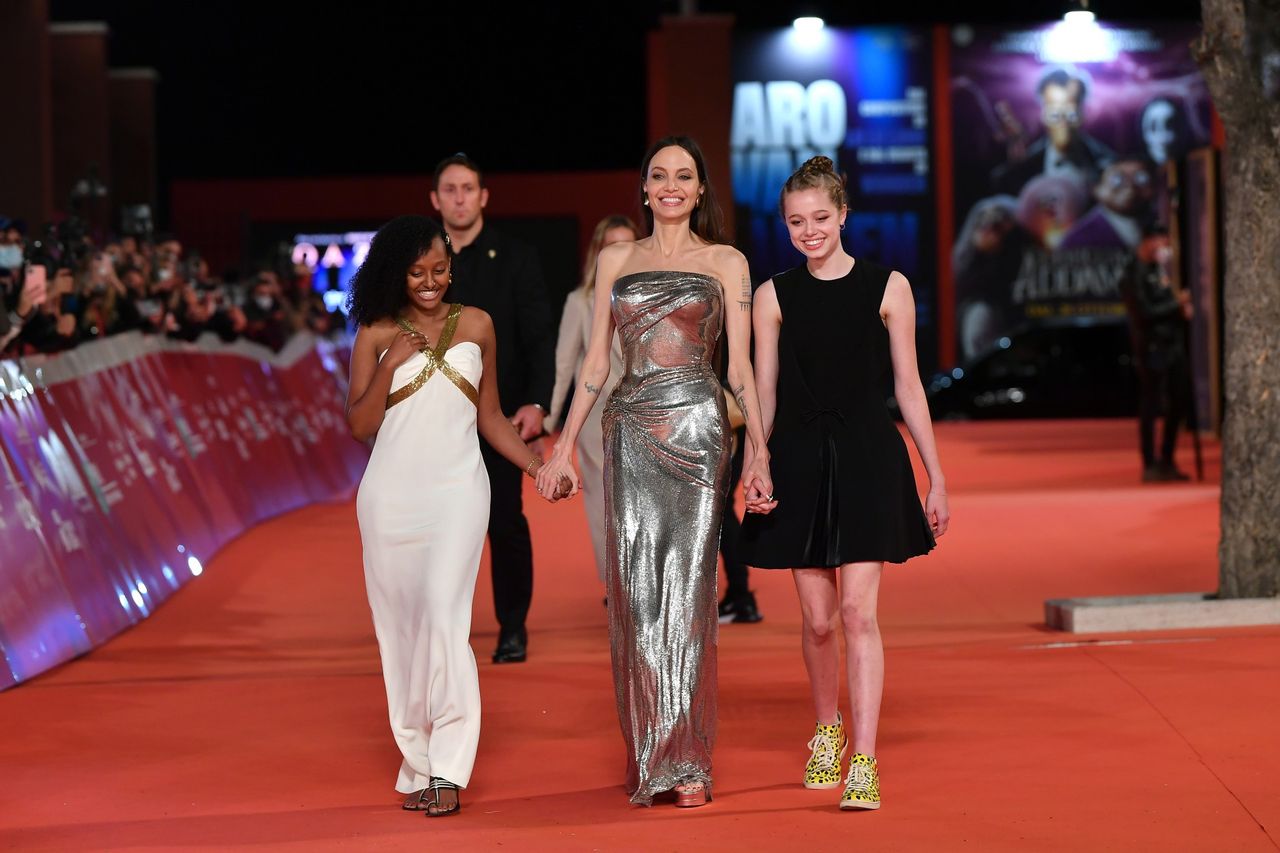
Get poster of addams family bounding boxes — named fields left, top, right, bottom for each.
left=949, top=21, right=1213, bottom=361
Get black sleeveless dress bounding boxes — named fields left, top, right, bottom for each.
left=740, top=260, right=935, bottom=568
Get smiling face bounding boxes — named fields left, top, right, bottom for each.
left=643, top=145, right=703, bottom=221
left=783, top=187, right=846, bottom=261
left=404, top=236, right=451, bottom=313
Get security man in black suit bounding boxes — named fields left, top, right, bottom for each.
left=431, top=153, right=555, bottom=663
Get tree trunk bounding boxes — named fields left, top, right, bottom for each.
left=1196, top=0, right=1280, bottom=598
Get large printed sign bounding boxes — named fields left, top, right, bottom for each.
left=0, top=334, right=367, bottom=689
left=949, top=20, right=1212, bottom=361
left=731, top=27, right=937, bottom=370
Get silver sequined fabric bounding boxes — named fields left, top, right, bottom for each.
left=601, top=270, right=731, bottom=805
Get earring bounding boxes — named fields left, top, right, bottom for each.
left=643, top=197, right=650, bottom=206
left=840, top=221, right=846, bottom=230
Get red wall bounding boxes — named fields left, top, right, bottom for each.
left=170, top=170, right=640, bottom=275
left=50, top=23, right=111, bottom=218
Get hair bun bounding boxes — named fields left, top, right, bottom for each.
left=800, top=155, right=836, bottom=177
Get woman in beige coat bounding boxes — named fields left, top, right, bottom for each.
left=545, top=215, right=638, bottom=584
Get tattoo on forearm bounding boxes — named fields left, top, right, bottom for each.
left=738, top=274, right=752, bottom=312
left=733, top=382, right=749, bottom=418
left=583, top=381, right=601, bottom=395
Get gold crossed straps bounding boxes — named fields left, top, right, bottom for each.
left=385, top=303, right=480, bottom=410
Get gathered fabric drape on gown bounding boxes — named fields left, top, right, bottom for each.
left=602, top=271, right=731, bottom=805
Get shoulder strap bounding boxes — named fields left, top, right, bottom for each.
left=385, top=304, right=479, bottom=409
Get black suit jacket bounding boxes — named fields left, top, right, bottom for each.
left=991, top=133, right=1116, bottom=196
left=448, top=224, right=555, bottom=416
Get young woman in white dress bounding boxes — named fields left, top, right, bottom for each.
left=346, top=215, right=560, bottom=817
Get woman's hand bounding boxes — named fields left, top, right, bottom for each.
left=535, top=450, right=580, bottom=502
left=926, top=489, right=950, bottom=538
left=742, top=452, right=777, bottom=515
left=383, top=329, right=426, bottom=369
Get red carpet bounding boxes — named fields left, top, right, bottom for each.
left=2, top=420, right=1277, bottom=851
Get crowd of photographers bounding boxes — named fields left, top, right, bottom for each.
left=0, top=217, right=343, bottom=358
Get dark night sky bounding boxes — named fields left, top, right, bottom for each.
left=50, top=1, right=1202, bottom=189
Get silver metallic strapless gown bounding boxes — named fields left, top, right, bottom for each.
left=602, top=270, right=731, bottom=805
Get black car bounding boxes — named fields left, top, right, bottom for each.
left=920, top=320, right=1139, bottom=420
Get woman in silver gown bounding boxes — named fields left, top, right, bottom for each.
left=538, top=136, right=776, bottom=807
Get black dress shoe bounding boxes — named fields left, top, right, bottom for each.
left=717, top=590, right=763, bottom=624
left=492, top=626, right=527, bottom=663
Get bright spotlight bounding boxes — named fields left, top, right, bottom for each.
left=1064, top=9, right=1096, bottom=23
left=793, top=16, right=824, bottom=33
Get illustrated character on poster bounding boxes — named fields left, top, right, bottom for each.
left=953, top=195, right=1034, bottom=359
left=1014, top=173, right=1087, bottom=250
left=1059, top=160, right=1155, bottom=251
left=991, top=66, right=1116, bottom=198
left=1135, top=96, right=1189, bottom=229
left=1138, top=97, right=1190, bottom=167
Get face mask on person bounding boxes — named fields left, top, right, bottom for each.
left=253, top=294, right=274, bottom=311
left=0, top=245, right=22, bottom=269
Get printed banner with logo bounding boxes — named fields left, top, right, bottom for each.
left=949, top=20, right=1212, bottom=361
left=0, top=333, right=367, bottom=690
left=731, top=26, right=937, bottom=371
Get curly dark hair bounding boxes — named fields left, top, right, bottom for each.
left=346, top=215, right=451, bottom=326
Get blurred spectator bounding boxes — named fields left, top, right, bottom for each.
left=241, top=271, right=293, bottom=351
left=1, top=264, right=46, bottom=352
left=1121, top=230, right=1192, bottom=482
left=1, top=215, right=347, bottom=359
left=75, top=251, right=143, bottom=340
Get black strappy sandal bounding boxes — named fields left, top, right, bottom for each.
left=403, top=788, right=430, bottom=811
left=422, top=776, right=461, bottom=818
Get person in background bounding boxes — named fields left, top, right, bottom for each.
left=76, top=251, right=142, bottom=341
left=545, top=214, right=638, bottom=592
left=717, top=422, right=764, bottom=624
left=242, top=270, right=293, bottom=351
left=1121, top=229, right=1192, bottom=483
left=432, top=152, right=555, bottom=664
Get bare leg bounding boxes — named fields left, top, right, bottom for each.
left=792, top=568, right=841, bottom=724
left=839, top=561, right=884, bottom=755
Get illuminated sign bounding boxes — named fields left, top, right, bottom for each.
left=291, top=231, right=375, bottom=316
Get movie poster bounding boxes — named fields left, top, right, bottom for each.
left=949, top=21, right=1212, bottom=362
left=731, top=27, right=937, bottom=371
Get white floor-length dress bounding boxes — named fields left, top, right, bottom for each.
left=356, top=305, right=489, bottom=792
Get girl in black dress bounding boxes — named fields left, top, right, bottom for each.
left=740, top=156, right=950, bottom=811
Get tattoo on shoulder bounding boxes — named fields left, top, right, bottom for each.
left=584, top=381, right=601, bottom=395
left=738, top=274, right=752, bottom=312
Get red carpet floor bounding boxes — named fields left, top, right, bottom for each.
left=2, top=420, right=1277, bottom=851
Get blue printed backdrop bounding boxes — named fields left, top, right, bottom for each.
left=731, top=26, right=937, bottom=371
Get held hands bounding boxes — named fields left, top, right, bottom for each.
left=926, top=489, right=950, bottom=538
left=535, top=448, right=580, bottom=503
left=742, top=452, right=777, bottom=515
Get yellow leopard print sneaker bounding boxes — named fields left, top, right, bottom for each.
left=839, top=753, right=880, bottom=810
left=803, top=712, right=848, bottom=789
